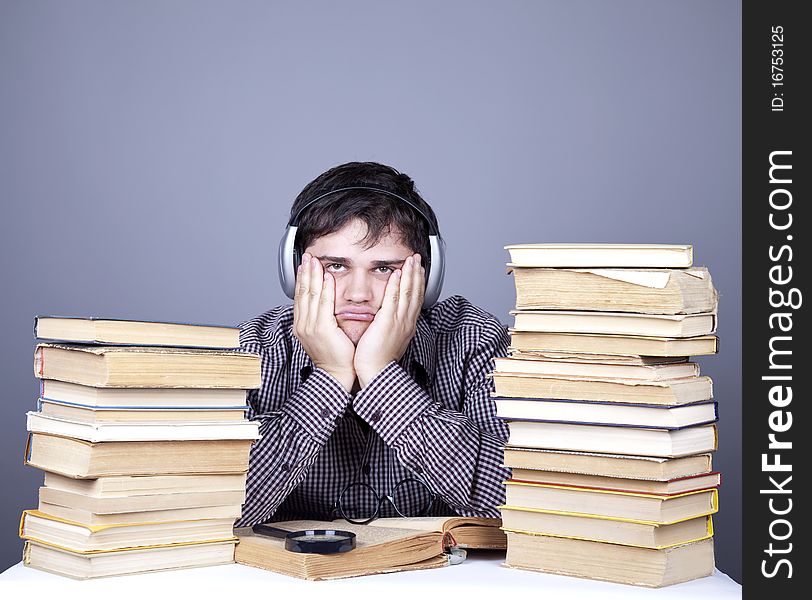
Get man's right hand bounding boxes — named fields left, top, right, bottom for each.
left=293, top=253, right=356, bottom=393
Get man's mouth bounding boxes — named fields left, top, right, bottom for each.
left=336, top=310, right=375, bottom=322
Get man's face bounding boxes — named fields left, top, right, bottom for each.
left=303, top=219, right=416, bottom=345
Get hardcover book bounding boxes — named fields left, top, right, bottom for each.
left=510, top=310, right=717, bottom=338
left=20, top=510, right=236, bottom=553
left=34, top=316, right=241, bottom=349
left=26, top=433, right=254, bottom=478
left=38, top=398, right=247, bottom=423
left=34, top=343, right=261, bottom=389
left=23, top=539, right=236, bottom=579
left=508, top=331, right=719, bottom=357
left=39, top=379, right=249, bottom=408
left=509, top=267, right=717, bottom=314
left=494, top=397, right=718, bottom=429
left=501, top=448, right=714, bottom=480
left=26, top=411, right=261, bottom=443
left=492, top=374, right=713, bottom=406
left=494, top=355, right=699, bottom=379
left=506, top=469, right=721, bottom=495
left=504, top=533, right=714, bottom=587
left=504, top=421, right=718, bottom=457
left=503, top=243, right=694, bottom=268
left=503, top=481, right=719, bottom=523
left=499, top=509, right=714, bottom=549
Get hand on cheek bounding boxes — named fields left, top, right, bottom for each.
left=354, top=254, right=425, bottom=387
left=293, top=253, right=357, bottom=392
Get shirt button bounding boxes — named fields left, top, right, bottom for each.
left=413, top=465, right=423, bottom=474
left=370, top=410, right=382, bottom=422
left=321, top=407, right=331, bottom=419
left=281, top=463, right=290, bottom=472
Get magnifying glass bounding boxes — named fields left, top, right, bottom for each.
left=251, top=523, right=356, bottom=554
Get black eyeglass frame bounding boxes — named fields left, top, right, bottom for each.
left=335, top=477, right=437, bottom=525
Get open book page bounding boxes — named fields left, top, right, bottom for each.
left=362, top=516, right=506, bottom=549
left=266, top=519, right=437, bottom=547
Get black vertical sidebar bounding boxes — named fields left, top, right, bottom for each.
left=742, top=1, right=807, bottom=598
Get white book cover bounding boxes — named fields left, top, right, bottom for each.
left=26, top=411, right=260, bottom=443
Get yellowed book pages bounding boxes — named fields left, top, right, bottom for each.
left=23, top=539, right=236, bottom=579
left=26, top=433, right=253, bottom=478
left=43, top=472, right=247, bottom=497
left=504, top=481, right=719, bottom=524
left=502, top=448, right=713, bottom=480
left=509, top=267, right=717, bottom=314
left=510, top=311, right=717, bottom=338
left=492, top=373, right=713, bottom=405
left=34, top=343, right=261, bottom=388
left=39, top=401, right=246, bottom=423
left=503, top=244, right=693, bottom=268
left=38, top=485, right=246, bottom=514
left=499, top=508, right=714, bottom=549
left=505, top=532, right=715, bottom=587
left=507, top=468, right=721, bottom=494
left=34, top=316, right=240, bottom=349
left=508, top=330, right=719, bottom=357
left=38, top=500, right=242, bottom=525
left=20, top=509, right=236, bottom=554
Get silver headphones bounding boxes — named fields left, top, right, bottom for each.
left=278, top=186, right=446, bottom=309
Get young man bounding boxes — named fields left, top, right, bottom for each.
left=235, top=162, right=510, bottom=527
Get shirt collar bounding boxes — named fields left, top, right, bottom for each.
left=287, top=313, right=437, bottom=387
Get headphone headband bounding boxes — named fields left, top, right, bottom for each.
left=289, top=186, right=440, bottom=236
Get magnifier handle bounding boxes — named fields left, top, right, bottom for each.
left=252, top=524, right=293, bottom=539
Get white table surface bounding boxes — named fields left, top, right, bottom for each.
left=0, top=550, right=741, bottom=598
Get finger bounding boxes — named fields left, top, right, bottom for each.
left=318, top=271, right=338, bottom=327
left=397, top=256, right=414, bottom=321
left=381, top=267, right=401, bottom=316
left=295, top=254, right=312, bottom=326
left=408, top=254, right=425, bottom=321
left=307, top=257, right=325, bottom=328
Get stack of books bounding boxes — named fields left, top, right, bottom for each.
left=495, top=244, right=720, bottom=588
left=19, top=317, right=262, bottom=579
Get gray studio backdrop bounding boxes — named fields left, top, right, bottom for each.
left=0, top=0, right=742, bottom=581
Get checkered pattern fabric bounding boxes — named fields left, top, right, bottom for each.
left=234, top=295, right=511, bottom=527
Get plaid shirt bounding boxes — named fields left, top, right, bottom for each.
left=234, top=295, right=511, bottom=527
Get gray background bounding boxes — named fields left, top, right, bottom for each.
left=0, top=0, right=742, bottom=582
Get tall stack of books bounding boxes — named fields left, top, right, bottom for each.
left=495, top=244, right=720, bottom=588
left=19, top=317, right=261, bottom=579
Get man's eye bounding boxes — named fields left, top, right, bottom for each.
left=374, top=266, right=393, bottom=274
left=325, top=263, right=346, bottom=272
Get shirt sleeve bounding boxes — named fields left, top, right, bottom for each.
left=350, top=319, right=511, bottom=517
left=236, top=355, right=352, bottom=527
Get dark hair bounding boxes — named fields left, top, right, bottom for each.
left=291, top=162, right=438, bottom=271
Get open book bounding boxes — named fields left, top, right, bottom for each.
left=234, top=516, right=504, bottom=580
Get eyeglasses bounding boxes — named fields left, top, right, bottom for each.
left=333, top=441, right=436, bottom=525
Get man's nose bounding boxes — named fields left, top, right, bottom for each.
left=342, top=269, right=373, bottom=303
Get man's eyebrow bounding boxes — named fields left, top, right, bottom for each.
left=370, top=258, right=407, bottom=267
left=316, top=255, right=351, bottom=264
left=315, top=255, right=407, bottom=267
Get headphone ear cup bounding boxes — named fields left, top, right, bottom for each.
left=278, top=225, right=299, bottom=300
left=423, top=235, right=445, bottom=309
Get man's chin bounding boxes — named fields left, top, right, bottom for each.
left=338, top=321, right=369, bottom=345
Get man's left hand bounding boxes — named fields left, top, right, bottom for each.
left=354, top=253, right=425, bottom=387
